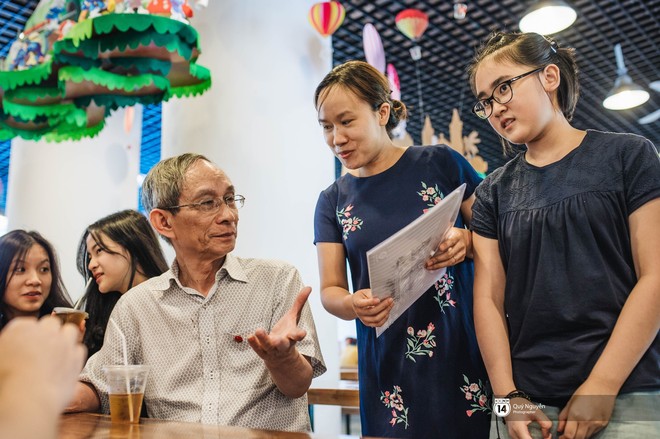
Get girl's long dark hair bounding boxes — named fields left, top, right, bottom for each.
left=0, top=230, right=72, bottom=330
left=76, top=210, right=168, bottom=357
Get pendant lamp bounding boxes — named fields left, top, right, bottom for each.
left=603, top=44, right=650, bottom=110
left=519, top=0, right=577, bottom=35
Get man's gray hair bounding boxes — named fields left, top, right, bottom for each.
left=141, top=153, right=211, bottom=213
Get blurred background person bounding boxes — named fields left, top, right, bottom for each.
left=0, top=230, right=72, bottom=331
left=75, top=209, right=168, bottom=357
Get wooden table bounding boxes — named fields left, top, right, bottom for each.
left=340, top=367, right=358, bottom=381
left=307, top=386, right=359, bottom=407
left=307, top=381, right=360, bottom=435
left=57, top=412, right=380, bottom=438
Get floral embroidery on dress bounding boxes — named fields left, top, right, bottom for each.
left=405, top=323, right=437, bottom=362
left=336, top=204, right=363, bottom=240
left=417, top=181, right=445, bottom=213
left=434, top=272, right=457, bottom=313
left=380, top=385, right=409, bottom=429
left=460, top=375, right=491, bottom=417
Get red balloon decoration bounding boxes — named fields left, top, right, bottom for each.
left=308, top=1, right=346, bottom=37
left=395, top=9, right=429, bottom=41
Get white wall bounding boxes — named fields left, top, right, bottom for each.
left=7, top=107, right=143, bottom=299
left=160, top=1, right=341, bottom=433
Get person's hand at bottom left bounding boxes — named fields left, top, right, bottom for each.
left=0, top=316, right=86, bottom=439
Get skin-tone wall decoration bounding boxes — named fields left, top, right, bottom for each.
left=422, top=109, right=488, bottom=174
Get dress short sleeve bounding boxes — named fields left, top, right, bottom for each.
left=470, top=172, right=500, bottom=239
left=313, top=188, right=342, bottom=244
left=622, top=137, right=660, bottom=213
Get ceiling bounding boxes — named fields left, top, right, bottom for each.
left=331, top=0, right=659, bottom=170
left=0, top=0, right=658, bottom=174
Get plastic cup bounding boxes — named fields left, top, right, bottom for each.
left=53, top=307, right=88, bottom=326
left=102, top=365, right=150, bottom=424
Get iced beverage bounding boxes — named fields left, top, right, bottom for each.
left=53, top=307, right=88, bottom=325
left=109, top=393, right=144, bottom=424
left=102, top=365, right=150, bottom=424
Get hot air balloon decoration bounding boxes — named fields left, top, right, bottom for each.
left=308, top=1, right=346, bottom=38
left=395, top=8, right=429, bottom=126
left=395, top=9, right=429, bottom=43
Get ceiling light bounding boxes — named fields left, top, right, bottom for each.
left=603, top=76, right=650, bottom=110
left=603, top=74, right=650, bottom=110
left=603, top=44, right=650, bottom=110
left=519, top=1, right=577, bottom=35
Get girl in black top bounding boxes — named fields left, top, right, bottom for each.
left=468, top=31, right=660, bottom=439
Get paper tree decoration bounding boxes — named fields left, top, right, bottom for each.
left=0, top=0, right=211, bottom=142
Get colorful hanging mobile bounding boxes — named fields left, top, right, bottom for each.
left=0, top=0, right=211, bottom=142
left=308, top=1, right=346, bottom=38
left=394, top=8, right=429, bottom=127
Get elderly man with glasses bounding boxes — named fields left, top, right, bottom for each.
left=66, top=153, right=326, bottom=432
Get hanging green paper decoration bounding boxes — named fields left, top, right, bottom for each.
left=0, top=0, right=211, bottom=141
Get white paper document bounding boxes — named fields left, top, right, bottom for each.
left=367, top=183, right=466, bottom=337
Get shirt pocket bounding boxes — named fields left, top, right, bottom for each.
left=221, top=322, right=271, bottom=392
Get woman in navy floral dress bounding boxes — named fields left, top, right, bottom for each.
left=313, top=60, right=490, bottom=438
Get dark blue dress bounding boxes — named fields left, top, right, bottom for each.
left=314, top=146, right=490, bottom=438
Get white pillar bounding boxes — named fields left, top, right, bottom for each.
left=6, top=107, right=143, bottom=300
left=161, top=1, right=341, bottom=433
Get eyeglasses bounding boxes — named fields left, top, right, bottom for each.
left=160, top=194, right=245, bottom=213
left=472, top=67, right=544, bottom=119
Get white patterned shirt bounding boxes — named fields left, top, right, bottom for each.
left=79, top=254, right=326, bottom=431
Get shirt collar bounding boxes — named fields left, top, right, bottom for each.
left=217, top=253, right=249, bottom=283
left=151, top=253, right=248, bottom=292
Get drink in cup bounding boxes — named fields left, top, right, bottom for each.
left=53, top=307, right=88, bottom=326
left=102, top=365, right=150, bottom=424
